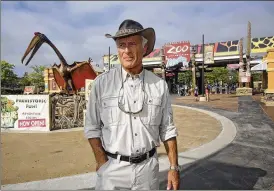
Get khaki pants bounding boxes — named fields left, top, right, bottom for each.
left=95, top=153, right=159, bottom=190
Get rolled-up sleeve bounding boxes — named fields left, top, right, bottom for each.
left=84, top=79, right=102, bottom=139
left=159, top=82, right=178, bottom=142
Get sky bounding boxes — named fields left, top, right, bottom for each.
left=1, top=1, right=274, bottom=77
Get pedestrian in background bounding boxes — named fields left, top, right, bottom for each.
left=194, top=86, right=199, bottom=101
left=206, top=85, right=210, bottom=101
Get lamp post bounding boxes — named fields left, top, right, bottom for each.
left=108, top=46, right=111, bottom=70
left=202, top=34, right=205, bottom=97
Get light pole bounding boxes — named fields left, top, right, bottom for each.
left=108, top=46, right=111, bottom=70
left=202, top=34, right=205, bottom=97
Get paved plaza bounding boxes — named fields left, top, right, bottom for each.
left=159, top=95, right=274, bottom=190
left=1, top=106, right=221, bottom=185
left=1, top=94, right=273, bottom=190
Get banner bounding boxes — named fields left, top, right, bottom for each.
left=84, top=79, right=94, bottom=127
left=103, top=54, right=120, bottom=66
left=85, top=79, right=95, bottom=102
left=204, top=45, right=215, bottom=64
left=1, top=95, right=51, bottom=131
left=163, top=41, right=191, bottom=68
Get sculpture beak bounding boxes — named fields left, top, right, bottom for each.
left=21, top=33, right=44, bottom=66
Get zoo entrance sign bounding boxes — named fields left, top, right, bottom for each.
left=1, top=95, right=51, bottom=131
left=163, top=41, right=191, bottom=68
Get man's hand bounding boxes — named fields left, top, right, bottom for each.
left=96, top=158, right=109, bottom=172
left=167, top=170, right=180, bottom=190
left=87, top=138, right=109, bottom=172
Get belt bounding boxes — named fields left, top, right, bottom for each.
left=105, top=148, right=156, bottom=164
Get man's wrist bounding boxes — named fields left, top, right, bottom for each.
left=170, top=165, right=181, bottom=172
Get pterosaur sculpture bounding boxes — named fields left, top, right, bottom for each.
left=21, top=32, right=97, bottom=94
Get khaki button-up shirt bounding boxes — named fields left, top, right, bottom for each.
left=84, top=65, right=178, bottom=157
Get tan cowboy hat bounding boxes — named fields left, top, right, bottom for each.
left=105, top=19, right=156, bottom=57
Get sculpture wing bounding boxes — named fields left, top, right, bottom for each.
left=70, top=63, right=97, bottom=90
left=52, top=67, right=66, bottom=90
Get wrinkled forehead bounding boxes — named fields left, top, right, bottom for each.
left=116, top=35, right=142, bottom=44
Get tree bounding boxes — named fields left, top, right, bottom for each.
left=19, top=72, right=31, bottom=87
left=229, top=70, right=239, bottom=85
left=252, top=72, right=262, bottom=81
left=178, top=70, right=192, bottom=85
left=28, top=65, right=46, bottom=89
left=1, top=61, right=18, bottom=88
left=205, top=67, right=229, bottom=84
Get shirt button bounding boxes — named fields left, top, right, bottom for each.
left=135, top=133, right=138, bottom=136
left=131, top=85, right=133, bottom=87
left=136, top=150, right=139, bottom=152
left=134, top=117, right=136, bottom=119
left=134, top=101, right=136, bottom=103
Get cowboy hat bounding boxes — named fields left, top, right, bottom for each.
left=105, top=19, right=156, bottom=57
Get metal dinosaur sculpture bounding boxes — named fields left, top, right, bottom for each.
left=21, top=32, right=97, bottom=94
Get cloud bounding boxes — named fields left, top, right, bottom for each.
left=1, top=1, right=274, bottom=76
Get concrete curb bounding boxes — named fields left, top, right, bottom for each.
left=1, top=105, right=237, bottom=190
left=1, top=127, right=84, bottom=134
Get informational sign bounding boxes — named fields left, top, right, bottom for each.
left=83, top=109, right=87, bottom=127
left=204, top=45, right=215, bottom=64
left=241, top=77, right=248, bottom=82
left=153, top=68, right=162, bottom=74
left=246, top=72, right=251, bottom=77
left=103, top=54, right=120, bottom=66
left=85, top=79, right=95, bottom=102
left=1, top=95, right=51, bottom=131
left=163, top=41, right=191, bottom=68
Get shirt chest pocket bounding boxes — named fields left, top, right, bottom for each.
left=100, top=97, right=120, bottom=126
left=139, top=97, right=163, bottom=126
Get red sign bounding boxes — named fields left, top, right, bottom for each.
left=18, top=119, right=46, bottom=128
left=163, top=41, right=191, bottom=62
left=24, top=86, right=36, bottom=94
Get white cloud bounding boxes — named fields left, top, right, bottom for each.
left=1, top=1, right=274, bottom=76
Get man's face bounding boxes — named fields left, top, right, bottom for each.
left=116, top=35, right=146, bottom=70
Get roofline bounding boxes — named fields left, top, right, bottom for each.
left=195, top=55, right=242, bottom=62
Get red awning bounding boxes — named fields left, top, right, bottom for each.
left=227, top=64, right=240, bottom=69
left=166, top=73, right=175, bottom=77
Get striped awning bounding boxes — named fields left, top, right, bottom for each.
left=251, top=60, right=267, bottom=71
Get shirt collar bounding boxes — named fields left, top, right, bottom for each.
left=121, top=65, right=145, bottom=82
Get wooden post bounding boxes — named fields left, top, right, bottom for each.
left=238, top=38, right=244, bottom=88
left=246, top=21, right=251, bottom=88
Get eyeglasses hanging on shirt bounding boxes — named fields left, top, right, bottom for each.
left=118, top=66, right=147, bottom=114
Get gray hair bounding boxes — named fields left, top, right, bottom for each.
left=141, top=36, right=148, bottom=48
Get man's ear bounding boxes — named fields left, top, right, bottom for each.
left=143, top=44, right=148, bottom=56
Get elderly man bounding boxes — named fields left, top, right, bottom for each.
left=84, top=19, right=180, bottom=190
